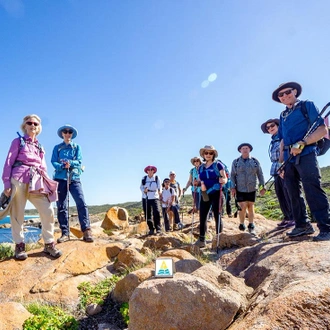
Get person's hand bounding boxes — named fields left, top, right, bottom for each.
left=290, top=141, right=305, bottom=156
left=278, top=169, right=285, bottom=179
left=4, top=188, right=11, bottom=197
left=219, top=177, right=227, bottom=184
left=260, top=188, right=266, bottom=196
left=231, top=188, right=236, bottom=198
left=182, top=188, right=187, bottom=193
left=144, top=188, right=148, bottom=194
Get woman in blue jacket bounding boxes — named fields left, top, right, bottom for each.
left=51, top=124, right=93, bottom=243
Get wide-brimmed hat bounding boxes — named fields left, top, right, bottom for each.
left=190, top=157, right=202, bottom=166
left=144, top=165, right=157, bottom=174
left=272, top=82, right=302, bottom=103
left=238, top=143, right=253, bottom=152
left=199, top=145, right=218, bottom=158
left=57, top=124, right=78, bottom=139
left=261, top=118, right=280, bottom=134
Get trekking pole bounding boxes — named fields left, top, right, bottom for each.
left=66, top=169, right=71, bottom=237
left=278, top=102, right=330, bottom=173
left=216, top=184, right=222, bottom=255
left=180, top=194, right=184, bottom=232
left=190, top=190, right=196, bottom=244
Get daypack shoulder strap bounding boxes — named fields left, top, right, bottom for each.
left=300, top=101, right=311, bottom=126
left=17, top=132, right=43, bottom=153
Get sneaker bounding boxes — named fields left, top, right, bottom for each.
left=156, top=229, right=162, bottom=234
left=83, top=229, right=94, bottom=242
left=57, top=234, right=70, bottom=243
left=148, top=229, right=155, bottom=235
left=15, top=242, right=28, bottom=260
left=239, top=224, right=246, bottom=231
left=313, top=232, right=330, bottom=241
left=194, top=240, right=206, bottom=248
left=286, top=223, right=315, bottom=237
left=44, top=242, right=62, bottom=259
left=248, top=223, right=256, bottom=235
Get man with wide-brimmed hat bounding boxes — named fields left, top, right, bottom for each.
left=140, top=165, right=162, bottom=235
left=230, top=143, right=266, bottom=235
left=261, top=118, right=293, bottom=228
left=273, top=81, right=330, bottom=241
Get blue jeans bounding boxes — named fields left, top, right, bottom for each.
left=285, top=152, right=330, bottom=232
left=56, top=179, right=90, bottom=235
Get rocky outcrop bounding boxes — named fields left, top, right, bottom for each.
left=102, top=207, right=129, bottom=230
left=0, top=302, right=32, bottom=330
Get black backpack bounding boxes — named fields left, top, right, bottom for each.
left=142, top=175, right=159, bottom=186
left=300, top=101, right=330, bottom=156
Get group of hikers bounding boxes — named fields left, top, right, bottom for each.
left=141, top=81, right=330, bottom=247
left=0, top=116, right=93, bottom=260
left=1, top=80, right=330, bottom=261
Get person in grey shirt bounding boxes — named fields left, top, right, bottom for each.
left=230, top=143, right=266, bottom=235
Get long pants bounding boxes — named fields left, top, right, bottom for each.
left=285, top=152, right=330, bottom=232
left=162, top=205, right=180, bottom=230
left=142, top=198, right=161, bottom=231
left=222, top=188, right=232, bottom=215
left=56, top=179, right=90, bottom=236
left=10, top=178, right=55, bottom=244
left=199, top=190, right=222, bottom=241
left=274, top=174, right=292, bottom=220
left=192, top=190, right=201, bottom=210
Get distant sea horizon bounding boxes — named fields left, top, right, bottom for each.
left=0, top=215, right=41, bottom=244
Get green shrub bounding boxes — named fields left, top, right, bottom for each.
left=23, top=303, right=78, bottom=330
left=78, top=275, right=122, bottom=309
left=0, top=244, right=14, bottom=260
left=120, top=302, right=129, bottom=325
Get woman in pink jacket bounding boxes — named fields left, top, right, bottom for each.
left=2, top=114, right=62, bottom=260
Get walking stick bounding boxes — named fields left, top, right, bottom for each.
left=66, top=169, right=71, bottom=239
left=190, top=190, right=196, bottom=244
left=216, top=184, right=222, bottom=254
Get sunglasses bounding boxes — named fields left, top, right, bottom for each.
left=266, top=123, right=276, bottom=130
left=62, top=130, right=73, bottom=134
left=194, top=160, right=201, bottom=163
left=278, top=89, right=293, bottom=98
left=26, top=121, right=39, bottom=127
left=204, top=151, right=214, bottom=155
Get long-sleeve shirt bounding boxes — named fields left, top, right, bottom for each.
left=230, top=156, right=265, bottom=193
left=140, top=175, right=162, bottom=199
left=269, top=134, right=281, bottom=176
left=2, top=135, right=47, bottom=189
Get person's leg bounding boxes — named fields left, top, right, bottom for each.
left=56, top=179, right=69, bottom=236
left=198, top=198, right=211, bottom=242
left=247, top=202, right=255, bottom=224
left=151, top=199, right=162, bottom=231
left=284, top=162, right=309, bottom=227
left=225, top=189, right=232, bottom=216
left=69, top=180, right=90, bottom=232
left=211, top=190, right=222, bottom=234
left=274, top=175, right=292, bottom=220
left=162, top=207, right=170, bottom=231
left=297, top=153, right=330, bottom=232
left=9, top=179, right=28, bottom=244
left=29, top=193, right=55, bottom=244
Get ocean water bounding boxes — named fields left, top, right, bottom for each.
left=0, top=215, right=42, bottom=244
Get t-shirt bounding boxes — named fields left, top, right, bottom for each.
left=161, top=187, right=175, bottom=207
left=198, top=161, right=224, bottom=191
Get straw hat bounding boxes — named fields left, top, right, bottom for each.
left=190, top=157, right=202, bottom=166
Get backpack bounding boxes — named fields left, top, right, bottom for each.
left=142, top=175, right=159, bottom=186
left=300, top=101, right=330, bottom=156
left=199, top=160, right=224, bottom=178
left=17, top=132, right=43, bottom=153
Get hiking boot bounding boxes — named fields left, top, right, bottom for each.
left=156, top=229, right=162, bottom=234
left=15, top=242, right=28, bottom=260
left=57, top=234, right=70, bottom=243
left=83, top=229, right=94, bottom=242
left=239, top=224, right=246, bottom=231
left=248, top=223, right=256, bottom=235
left=282, top=220, right=295, bottom=228
left=148, top=229, right=155, bottom=236
left=313, top=232, right=330, bottom=242
left=194, top=240, right=206, bottom=248
left=44, top=242, right=62, bottom=259
left=286, top=223, right=315, bottom=237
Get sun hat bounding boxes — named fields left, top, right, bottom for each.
left=190, top=157, right=202, bottom=165
left=237, top=143, right=253, bottom=152
left=261, top=118, right=280, bottom=134
left=144, top=165, right=157, bottom=174
left=272, top=82, right=302, bottom=103
left=199, top=145, right=218, bottom=158
left=163, top=178, right=170, bottom=184
left=57, top=124, right=78, bottom=139
left=169, top=171, right=176, bottom=175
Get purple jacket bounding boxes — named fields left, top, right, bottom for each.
left=2, top=135, right=47, bottom=189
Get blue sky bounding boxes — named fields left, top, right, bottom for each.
left=1, top=0, right=330, bottom=207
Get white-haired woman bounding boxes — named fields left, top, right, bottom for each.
left=2, top=114, right=62, bottom=260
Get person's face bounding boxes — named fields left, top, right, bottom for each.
left=203, top=151, right=214, bottom=160
left=62, top=129, right=73, bottom=141
left=164, top=181, right=170, bottom=188
left=266, top=122, right=278, bottom=135
left=25, top=118, right=40, bottom=136
left=147, top=169, right=154, bottom=177
left=278, top=88, right=297, bottom=106
left=194, top=159, right=201, bottom=167
left=169, top=174, right=176, bottom=180
left=240, top=146, right=251, bottom=156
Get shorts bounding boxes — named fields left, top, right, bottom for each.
left=236, top=191, right=256, bottom=203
